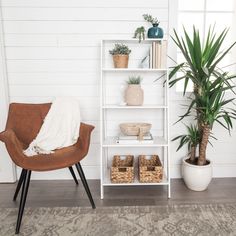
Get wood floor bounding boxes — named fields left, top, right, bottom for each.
left=0, top=178, right=236, bottom=208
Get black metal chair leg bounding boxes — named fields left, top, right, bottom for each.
left=13, top=169, right=26, bottom=201
left=15, top=170, right=31, bottom=235
left=75, top=163, right=96, bottom=209
left=68, top=166, right=79, bottom=185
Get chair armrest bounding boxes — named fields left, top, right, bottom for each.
left=76, top=122, right=95, bottom=155
left=0, top=130, right=8, bottom=142
left=0, top=129, right=25, bottom=167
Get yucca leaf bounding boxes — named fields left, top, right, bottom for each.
left=221, top=98, right=235, bottom=106
left=169, top=63, right=185, bottom=79
left=192, top=26, right=202, bottom=71
left=210, top=40, right=236, bottom=71
left=206, top=28, right=228, bottom=68
left=183, top=77, right=189, bottom=95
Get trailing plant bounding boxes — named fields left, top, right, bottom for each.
left=133, top=26, right=146, bottom=43
left=109, top=44, right=131, bottom=55
left=170, top=26, right=236, bottom=165
left=143, top=14, right=160, bottom=26
left=172, top=124, right=200, bottom=163
left=127, top=76, right=142, bottom=84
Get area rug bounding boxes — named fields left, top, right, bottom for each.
left=1, top=204, right=236, bottom=236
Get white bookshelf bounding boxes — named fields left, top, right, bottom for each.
left=100, top=39, right=171, bottom=199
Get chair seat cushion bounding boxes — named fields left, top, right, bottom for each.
left=22, top=144, right=85, bottom=171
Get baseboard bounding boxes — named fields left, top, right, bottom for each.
left=16, top=164, right=236, bottom=180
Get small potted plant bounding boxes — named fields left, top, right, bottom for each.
left=109, top=44, right=131, bottom=68
left=133, top=26, right=146, bottom=43
left=125, top=76, right=144, bottom=106
left=143, top=14, right=163, bottom=38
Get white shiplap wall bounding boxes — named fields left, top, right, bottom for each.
left=0, top=0, right=169, bottom=180
left=1, top=0, right=236, bottom=180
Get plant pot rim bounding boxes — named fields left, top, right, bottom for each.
left=113, top=54, right=129, bottom=57
left=182, top=156, right=212, bottom=168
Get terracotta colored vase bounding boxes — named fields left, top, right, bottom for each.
left=125, top=84, right=144, bottom=106
left=113, top=54, right=129, bottom=68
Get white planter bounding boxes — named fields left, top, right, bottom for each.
left=125, top=84, right=144, bottom=106
left=182, top=157, right=212, bottom=191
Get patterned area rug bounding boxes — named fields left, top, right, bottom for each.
left=1, top=204, right=236, bottom=236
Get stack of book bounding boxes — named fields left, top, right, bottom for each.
left=149, top=41, right=167, bottom=69
left=116, top=133, right=154, bottom=144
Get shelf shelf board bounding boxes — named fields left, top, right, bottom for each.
left=102, top=38, right=168, bottom=42
left=103, top=172, right=169, bottom=186
left=102, top=105, right=167, bottom=109
left=102, top=68, right=168, bottom=72
left=102, top=136, right=168, bottom=147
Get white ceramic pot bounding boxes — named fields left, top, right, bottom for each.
left=125, top=84, right=144, bottom=106
left=182, top=157, right=212, bottom=191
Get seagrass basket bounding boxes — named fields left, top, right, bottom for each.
left=111, top=155, right=134, bottom=183
left=139, top=155, right=163, bottom=183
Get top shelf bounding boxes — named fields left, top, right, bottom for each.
left=102, top=38, right=168, bottom=43
left=102, top=68, right=168, bottom=72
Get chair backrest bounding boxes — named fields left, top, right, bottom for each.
left=6, top=103, right=51, bottom=146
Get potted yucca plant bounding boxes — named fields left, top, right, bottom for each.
left=109, top=44, right=131, bottom=68
left=170, top=26, right=236, bottom=191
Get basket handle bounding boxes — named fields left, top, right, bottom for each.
left=118, top=167, right=127, bottom=172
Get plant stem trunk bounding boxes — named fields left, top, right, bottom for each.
left=193, top=84, right=202, bottom=156
left=198, top=125, right=210, bottom=165
left=189, top=145, right=196, bottom=163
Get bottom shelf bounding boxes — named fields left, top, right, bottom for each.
left=103, top=171, right=169, bottom=186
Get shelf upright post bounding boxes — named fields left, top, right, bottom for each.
left=166, top=68, right=171, bottom=199
left=100, top=40, right=104, bottom=199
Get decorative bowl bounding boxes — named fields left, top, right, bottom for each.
left=119, top=123, right=152, bottom=136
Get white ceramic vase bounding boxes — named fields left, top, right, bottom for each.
left=125, top=84, right=144, bottom=106
left=182, top=157, right=212, bottom=191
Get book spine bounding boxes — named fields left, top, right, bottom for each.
left=152, top=42, right=155, bottom=69
left=149, top=45, right=153, bottom=69
left=157, top=42, right=162, bottom=69
left=161, top=41, right=167, bottom=69
left=155, top=42, right=158, bottom=69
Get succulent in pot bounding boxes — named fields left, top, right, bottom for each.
left=125, top=76, right=144, bottom=106
left=143, top=14, right=163, bottom=38
left=109, top=44, right=131, bottom=68
left=170, top=26, right=236, bottom=191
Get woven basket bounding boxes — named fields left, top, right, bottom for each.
left=139, top=155, right=163, bottom=183
left=111, top=155, right=134, bottom=183
left=119, top=123, right=151, bottom=140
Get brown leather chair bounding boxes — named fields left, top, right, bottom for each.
left=0, top=103, right=95, bottom=234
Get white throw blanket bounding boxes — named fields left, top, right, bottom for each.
left=24, top=98, right=81, bottom=156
